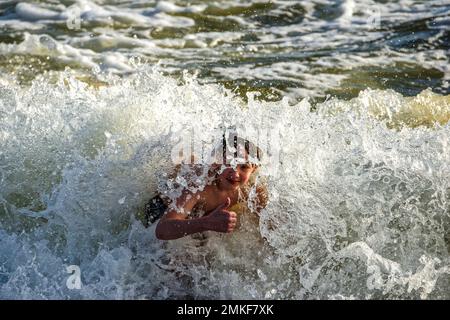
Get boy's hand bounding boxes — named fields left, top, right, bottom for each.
left=205, top=197, right=237, bottom=233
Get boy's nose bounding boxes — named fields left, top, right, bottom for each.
left=229, top=170, right=240, bottom=179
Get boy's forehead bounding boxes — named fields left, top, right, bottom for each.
left=223, top=156, right=259, bottom=167
left=209, top=136, right=262, bottom=165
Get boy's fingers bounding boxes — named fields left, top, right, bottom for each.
left=223, top=197, right=231, bottom=209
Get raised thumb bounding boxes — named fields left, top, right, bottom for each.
left=217, top=197, right=231, bottom=210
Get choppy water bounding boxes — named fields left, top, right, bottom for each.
left=0, top=0, right=449, bottom=299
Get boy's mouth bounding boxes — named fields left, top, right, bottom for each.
left=226, top=177, right=240, bottom=185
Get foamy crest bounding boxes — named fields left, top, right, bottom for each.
left=0, top=68, right=449, bottom=299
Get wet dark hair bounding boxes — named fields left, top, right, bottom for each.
left=221, top=133, right=263, bottom=165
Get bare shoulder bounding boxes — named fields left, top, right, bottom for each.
left=160, top=164, right=212, bottom=221
left=160, top=188, right=202, bottom=221
left=193, top=183, right=216, bottom=204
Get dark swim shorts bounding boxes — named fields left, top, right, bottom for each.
left=144, top=195, right=168, bottom=227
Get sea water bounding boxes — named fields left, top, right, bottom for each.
left=0, top=0, right=449, bottom=299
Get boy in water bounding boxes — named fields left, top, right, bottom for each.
left=145, top=135, right=268, bottom=240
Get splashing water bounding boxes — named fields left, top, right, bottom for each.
left=0, top=66, right=449, bottom=299
left=1, top=0, right=450, bottom=300
left=1, top=0, right=449, bottom=101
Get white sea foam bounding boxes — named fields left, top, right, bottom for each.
left=0, top=0, right=449, bottom=300
left=0, top=68, right=449, bottom=299
left=15, top=2, right=63, bottom=21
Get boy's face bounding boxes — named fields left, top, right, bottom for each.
left=216, top=163, right=256, bottom=190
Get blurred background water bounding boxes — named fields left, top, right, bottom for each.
left=1, top=0, right=449, bottom=101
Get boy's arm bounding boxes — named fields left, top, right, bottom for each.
left=155, top=191, right=201, bottom=240
left=155, top=193, right=236, bottom=240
